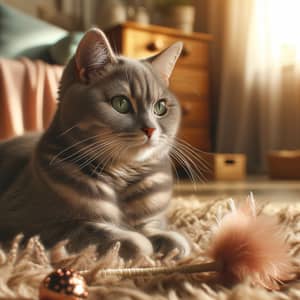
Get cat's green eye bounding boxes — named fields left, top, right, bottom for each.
left=154, top=99, right=168, bottom=117
left=111, top=95, right=132, bottom=114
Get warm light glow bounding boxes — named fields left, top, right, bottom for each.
left=269, top=0, right=300, bottom=46
left=254, top=0, right=300, bottom=63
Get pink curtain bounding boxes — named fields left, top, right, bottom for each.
left=0, top=58, right=63, bottom=140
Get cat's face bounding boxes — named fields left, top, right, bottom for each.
left=58, top=29, right=182, bottom=163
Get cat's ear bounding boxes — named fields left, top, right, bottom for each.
left=146, top=42, right=183, bottom=86
left=75, top=28, right=116, bottom=82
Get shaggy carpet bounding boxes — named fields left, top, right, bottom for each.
left=0, top=195, right=300, bottom=300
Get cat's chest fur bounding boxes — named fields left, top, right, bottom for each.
left=35, top=142, right=172, bottom=226
left=93, top=164, right=171, bottom=222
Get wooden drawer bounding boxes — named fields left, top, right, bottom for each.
left=180, top=96, right=209, bottom=127
left=123, top=28, right=209, bottom=68
left=170, top=67, right=209, bottom=96
left=177, top=128, right=211, bottom=151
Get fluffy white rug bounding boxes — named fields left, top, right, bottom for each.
left=0, top=196, right=299, bottom=300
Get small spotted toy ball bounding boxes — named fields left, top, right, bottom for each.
left=39, top=268, right=88, bottom=300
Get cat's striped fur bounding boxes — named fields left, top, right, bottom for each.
left=0, top=29, right=190, bottom=259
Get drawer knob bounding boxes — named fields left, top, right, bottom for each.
left=180, top=46, right=190, bottom=57
left=147, top=41, right=190, bottom=58
left=146, top=40, right=164, bottom=52
left=182, top=105, right=190, bottom=116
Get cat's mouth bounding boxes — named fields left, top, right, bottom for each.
left=142, top=137, right=161, bottom=148
left=130, top=140, right=156, bottom=150
left=112, top=134, right=166, bottom=161
left=123, top=137, right=161, bottom=154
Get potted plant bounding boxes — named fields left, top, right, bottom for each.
left=154, top=0, right=195, bottom=33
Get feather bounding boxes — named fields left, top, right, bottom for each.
left=207, top=195, right=294, bottom=289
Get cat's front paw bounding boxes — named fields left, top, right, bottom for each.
left=66, top=223, right=153, bottom=260
left=149, top=231, right=191, bottom=259
left=117, top=231, right=154, bottom=260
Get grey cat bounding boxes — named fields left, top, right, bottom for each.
left=0, top=29, right=190, bottom=259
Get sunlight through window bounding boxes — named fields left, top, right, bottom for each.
left=253, top=0, right=300, bottom=64
left=269, top=0, right=300, bottom=47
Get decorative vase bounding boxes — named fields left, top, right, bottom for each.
left=127, top=4, right=150, bottom=25
left=166, top=5, right=195, bottom=33
left=96, top=0, right=127, bottom=29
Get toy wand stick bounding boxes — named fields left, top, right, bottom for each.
left=94, top=260, right=221, bottom=277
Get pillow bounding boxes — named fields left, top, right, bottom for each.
left=0, top=3, right=67, bottom=61
left=49, top=32, right=84, bottom=65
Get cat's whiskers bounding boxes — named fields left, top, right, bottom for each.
left=161, top=135, right=186, bottom=173
left=75, top=139, right=119, bottom=172
left=174, top=142, right=207, bottom=168
left=161, top=136, right=206, bottom=186
left=78, top=135, right=132, bottom=174
left=167, top=155, right=180, bottom=185
left=53, top=136, right=113, bottom=166
left=174, top=145, right=207, bottom=183
left=50, top=133, right=104, bottom=165
left=95, top=144, right=124, bottom=175
left=93, top=142, right=123, bottom=175
left=93, top=151, right=112, bottom=175
left=176, top=145, right=212, bottom=182
left=67, top=137, right=120, bottom=166
left=124, top=68, right=131, bottom=85
left=174, top=143, right=210, bottom=180
left=111, top=143, right=131, bottom=167
left=175, top=137, right=212, bottom=171
left=96, top=135, right=136, bottom=171
left=49, top=137, right=115, bottom=171
left=55, top=132, right=141, bottom=177
left=58, top=123, right=80, bottom=137
left=68, top=145, right=113, bottom=177
left=167, top=136, right=212, bottom=173
left=50, top=129, right=115, bottom=163
left=94, top=134, right=146, bottom=175
left=170, top=148, right=200, bottom=186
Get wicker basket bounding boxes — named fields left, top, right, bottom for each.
left=267, top=150, right=300, bottom=179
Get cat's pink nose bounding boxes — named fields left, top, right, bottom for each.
left=142, top=127, right=155, bottom=138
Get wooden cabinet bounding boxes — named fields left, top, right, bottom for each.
left=105, top=22, right=212, bottom=151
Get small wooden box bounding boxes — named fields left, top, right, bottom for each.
left=213, top=153, right=247, bottom=181
left=267, top=151, right=300, bottom=179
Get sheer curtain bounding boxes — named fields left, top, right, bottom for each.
left=200, top=0, right=300, bottom=172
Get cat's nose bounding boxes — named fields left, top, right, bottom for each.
left=141, top=127, right=156, bottom=138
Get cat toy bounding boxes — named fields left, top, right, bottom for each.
left=39, top=195, right=294, bottom=300
left=40, top=268, right=88, bottom=300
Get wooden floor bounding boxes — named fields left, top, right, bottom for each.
left=174, top=176, right=300, bottom=204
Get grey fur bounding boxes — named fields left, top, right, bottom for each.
left=0, top=29, right=190, bottom=259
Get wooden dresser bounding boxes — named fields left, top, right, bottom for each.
left=105, top=22, right=212, bottom=151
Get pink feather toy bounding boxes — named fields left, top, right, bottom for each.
left=207, top=195, right=293, bottom=289
left=82, top=194, right=294, bottom=290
